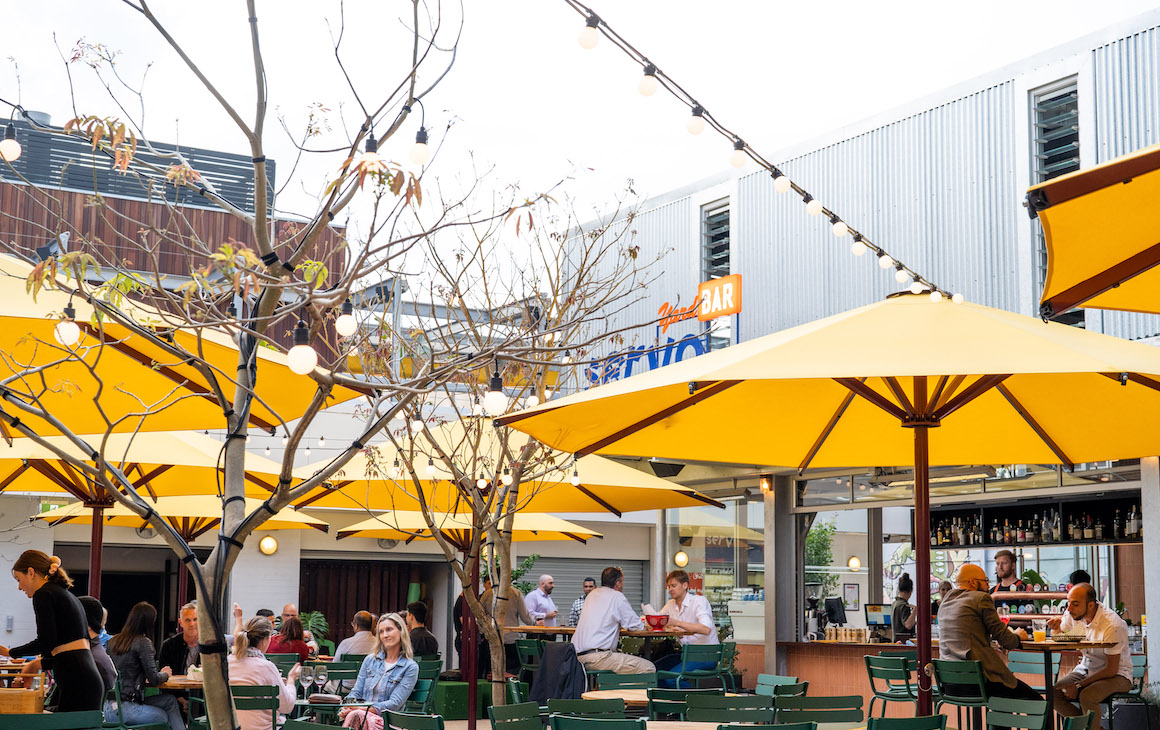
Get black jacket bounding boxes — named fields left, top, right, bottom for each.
left=530, top=641, right=585, bottom=704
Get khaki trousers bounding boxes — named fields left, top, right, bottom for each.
left=577, top=650, right=656, bottom=674
left=1053, top=671, right=1133, bottom=730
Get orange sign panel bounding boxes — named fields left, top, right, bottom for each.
left=697, top=274, right=742, bottom=321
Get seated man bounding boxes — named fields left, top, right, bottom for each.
left=655, top=569, right=718, bottom=687
left=159, top=601, right=201, bottom=675
left=1049, top=583, right=1132, bottom=730
left=571, top=566, right=655, bottom=675
left=406, top=601, right=441, bottom=658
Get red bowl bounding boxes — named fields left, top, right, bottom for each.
left=644, top=614, right=670, bottom=631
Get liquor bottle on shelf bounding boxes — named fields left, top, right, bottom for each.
left=1113, top=510, right=1122, bottom=540
left=1083, top=514, right=1095, bottom=540
left=1018, top=520, right=1026, bottom=543
left=1040, top=512, right=1051, bottom=543
left=1095, top=519, right=1104, bottom=540
left=1052, top=510, right=1062, bottom=542
left=1004, top=519, right=1013, bottom=544
left=1127, top=506, right=1139, bottom=538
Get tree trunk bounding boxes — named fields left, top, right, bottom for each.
left=488, top=635, right=506, bottom=706
left=193, top=572, right=237, bottom=730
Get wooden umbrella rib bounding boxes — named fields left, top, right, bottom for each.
left=798, top=386, right=860, bottom=474
left=575, top=485, right=622, bottom=518
left=132, top=464, right=173, bottom=489
left=932, top=374, right=1011, bottom=420
left=0, top=463, right=27, bottom=492
left=187, top=518, right=221, bottom=541
left=574, top=380, right=742, bottom=457
left=28, top=460, right=92, bottom=502
left=932, top=375, right=967, bottom=412
left=291, top=480, right=350, bottom=509
left=1043, top=239, right=1160, bottom=316
left=562, top=532, right=590, bottom=544
left=683, top=490, right=726, bottom=509
left=833, top=378, right=909, bottom=420
left=995, top=383, right=1074, bottom=470
left=245, top=474, right=279, bottom=494
left=883, top=377, right=915, bottom=414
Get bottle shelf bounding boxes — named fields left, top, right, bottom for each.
left=928, top=537, right=1142, bottom=552
left=992, top=592, right=1069, bottom=600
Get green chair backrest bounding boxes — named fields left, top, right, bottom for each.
left=1007, top=651, right=1060, bottom=676
left=1060, top=713, right=1095, bottom=730
left=266, top=652, right=301, bottom=676
left=416, top=660, right=443, bottom=680
left=598, top=673, right=658, bottom=689
left=340, top=653, right=369, bottom=663
left=106, top=677, right=167, bottom=730
left=1130, top=654, right=1148, bottom=687
left=385, top=711, right=447, bottom=730
left=866, top=655, right=915, bottom=697
left=647, top=687, right=724, bottom=719
left=417, top=653, right=442, bottom=662
left=678, top=643, right=725, bottom=666
left=756, top=674, right=799, bottom=688
left=319, top=639, right=336, bottom=656
left=986, top=697, right=1048, bottom=730
left=756, top=675, right=804, bottom=697
left=547, top=698, right=627, bottom=718
left=548, top=717, right=647, bottom=730
left=718, top=641, right=737, bottom=671
left=718, top=723, right=818, bottom=730
left=490, top=701, right=543, bottom=730
left=0, top=711, right=105, bottom=730
left=406, top=677, right=438, bottom=714
left=686, top=694, right=775, bottom=723
left=774, top=695, right=864, bottom=723
left=283, top=721, right=335, bottom=730
left=515, top=639, right=544, bottom=667
left=506, top=677, right=528, bottom=704
left=868, top=716, right=949, bottom=730
left=772, top=682, right=810, bottom=697
left=932, top=659, right=987, bottom=703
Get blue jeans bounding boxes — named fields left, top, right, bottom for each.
left=106, top=692, right=186, bottom=730
left=655, top=654, right=719, bottom=689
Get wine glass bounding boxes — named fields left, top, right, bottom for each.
left=299, top=665, right=314, bottom=698
left=997, top=605, right=1010, bottom=625
left=314, top=665, right=329, bottom=694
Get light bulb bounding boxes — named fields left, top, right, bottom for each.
left=729, top=149, right=747, bottom=168
left=851, top=240, right=868, bottom=256
left=910, top=280, right=925, bottom=295
left=264, top=446, right=271, bottom=456
left=393, top=410, right=406, bottom=423
left=335, top=300, right=357, bottom=337
left=578, top=25, right=599, bottom=49
left=638, top=64, right=658, bottom=96
left=894, top=268, right=909, bottom=284
left=773, top=175, right=792, bottom=194
left=501, top=469, right=513, bottom=487
left=54, top=319, right=81, bottom=347
left=287, top=320, right=317, bottom=375
left=561, top=350, right=573, bottom=364
left=393, top=459, right=405, bottom=479
left=952, top=293, right=965, bottom=304
left=832, top=220, right=849, bottom=237
left=805, top=199, right=823, bottom=216
left=878, top=254, right=894, bottom=269
left=687, top=106, right=705, bottom=135
left=476, top=475, right=488, bottom=490
left=525, top=394, right=539, bottom=407
left=930, top=290, right=944, bottom=302
left=472, top=398, right=484, bottom=417
left=410, top=128, right=430, bottom=166
left=425, top=458, right=437, bottom=477
left=570, top=469, right=581, bottom=487
left=483, top=370, right=506, bottom=416
left=304, top=446, right=311, bottom=457
left=281, top=435, right=289, bottom=446
left=409, top=418, right=424, bottom=434
left=358, top=133, right=385, bottom=173
left=318, top=436, right=326, bottom=446
left=0, top=124, right=21, bottom=162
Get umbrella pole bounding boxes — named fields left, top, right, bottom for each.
left=913, top=424, right=933, bottom=715
left=89, top=506, right=105, bottom=599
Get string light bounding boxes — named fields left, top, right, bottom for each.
left=264, top=446, right=271, bottom=456
left=909, top=280, right=926, bottom=295
left=930, top=290, right=944, bottom=303
left=287, top=320, right=318, bottom=375
left=425, top=458, right=437, bottom=477
left=561, top=350, right=574, bottom=364
left=53, top=301, right=81, bottom=347
left=501, top=468, right=513, bottom=487
left=525, top=393, right=540, bottom=407
left=358, top=131, right=385, bottom=173
left=335, top=299, right=357, bottom=337
left=952, top=292, right=965, bottom=304
left=483, top=366, right=507, bottom=416
left=570, top=466, right=581, bottom=487
left=0, top=123, right=21, bottom=162
left=894, top=266, right=909, bottom=284
left=318, top=436, right=326, bottom=447
left=281, top=435, right=289, bottom=446
left=409, top=418, right=424, bottom=435
left=563, top=0, right=963, bottom=305
left=304, top=446, right=312, bottom=457
left=476, top=473, right=488, bottom=490
left=410, top=128, right=430, bottom=166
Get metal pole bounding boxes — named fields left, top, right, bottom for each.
left=391, top=277, right=402, bottom=379
left=914, top=424, right=933, bottom=715
left=89, top=506, right=104, bottom=599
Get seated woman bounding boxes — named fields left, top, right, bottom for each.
left=339, top=613, right=419, bottom=730
left=267, top=616, right=311, bottom=662
left=107, top=602, right=186, bottom=730
left=228, top=616, right=301, bottom=730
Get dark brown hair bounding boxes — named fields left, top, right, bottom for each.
left=108, top=602, right=157, bottom=656
left=12, top=550, right=72, bottom=589
left=665, top=570, right=691, bottom=585
left=279, top=615, right=304, bottom=642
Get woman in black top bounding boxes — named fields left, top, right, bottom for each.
left=0, top=551, right=103, bottom=711
left=107, top=602, right=185, bottom=730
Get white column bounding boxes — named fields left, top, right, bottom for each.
left=0, top=496, right=55, bottom=650
left=1141, top=457, right=1160, bottom=677
left=653, top=511, right=666, bottom=608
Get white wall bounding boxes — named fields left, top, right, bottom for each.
left=229, top=528, right=302, bottom=615
left=0, top=496, right=56, bottom=650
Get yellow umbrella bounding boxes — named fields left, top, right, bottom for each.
left=293, top=422, right=720, bottom=516
left=33, top=495, right=328, bottom=540
left=335, top=511, right=601, bottom=548
left=496, top=290, right=1160, bottom=713
left=0, top=254, right=366, bottom=437
left=1030, top=143, right=1160, bottom=316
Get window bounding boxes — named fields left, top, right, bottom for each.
left=701, top=199, right=732, bottom=350
left=1032, top=80, right=1082, bottom=325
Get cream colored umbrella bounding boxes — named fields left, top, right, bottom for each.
left=335, top=511, right=601, bottom=549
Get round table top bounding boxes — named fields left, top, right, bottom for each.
left=159, top=675, right=204, bottom=689
left=582, top=689, right=741, bottom=707
left=1018, top=641, right=1118, bottom=650
left=505, top=625, right=693, bottom=638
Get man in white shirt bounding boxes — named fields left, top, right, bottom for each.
left=525, top=575, right=560, bottom=627
left=571, top=567, right=655, bottom=674
left=654, top=570, right=719, bottom=686
left=1048, top=583, right=1133, bottom=730
left=331, top=610, right=378, bottom=690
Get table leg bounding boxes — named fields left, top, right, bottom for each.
left=1045, top=651, right=1055, bottom=730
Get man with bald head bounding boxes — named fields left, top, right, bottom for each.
left=282, top=603, right=319, bottom=653
left=525, top=575, right=559, bottom=627
left=937, top=564, right=1042, bottom=702
left=1049, top=584, right=1132, bottom=730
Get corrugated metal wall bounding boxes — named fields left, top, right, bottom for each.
left=1091, top=26, right=1160, bottom=341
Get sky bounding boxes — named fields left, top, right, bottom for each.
left=4, top=1, right=1158, bottom=234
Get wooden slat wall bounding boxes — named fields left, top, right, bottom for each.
left=300, top=559, right=412, bottom=646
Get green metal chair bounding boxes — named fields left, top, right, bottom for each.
left=282, top=721, right=334, bottom=730
left=340, top=653, right=369, bottom=663
left=985, top=697, right=1048, bottom=730
left=596, top=673, right=658, bottom=689
left=773, top=695, right=864, bottom=724
left=717, top=724, right=818, bottom=730
left=771, top=682, right=810, bottom=698
left=865, top=654, right=920, bottom=717
left=647, top=687, right=724, bottom=720
left=548, top=717, right=647, bottom=730
left=755, top=674, right=800, bottom=696
left=546, top=698, right=627, bottom=718
left=318, top=638, right=336, bottom=656
left=308, top=659, right=363, bottom=697
left=1061, top=712, right=1096, bottom=730
left=1007, top=650, right=1061, bottom=692
left=867, top=716, right=948, bottom=730
left=1, top=711, right=105, bottom=730
left=515, top=639, right=544, bottom=686
left=490, top=701, right=543, bottom=730
left=686, top=694, right=775, bottom=723
left=656, top=644, right=725, bottom=689
left=416, top=653, right=442, bottom=662
left=385, top=711, right=446, bottom=730
left=266, top=651, right=302, bottom=676
left=102, top=678, right=169, bottom=730
left=405, top=677, right=438, bottom=715
left=187, top=684, right=281, bottom=730
left=932, top=659, right=989, bottom=730
left=717, top=641, right=738, bottom=691
left=1105, top=654, right=1151, bottom=730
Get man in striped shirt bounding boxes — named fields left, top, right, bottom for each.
left=568, top=577, right=597, bottom=627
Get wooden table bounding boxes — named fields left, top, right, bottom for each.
left=1016, top=641, right=1117, bottom=727
left=504, top=626, right=694, bottom=638
left=582, top=689, right=740, bottom=708
left=294, top=699, right=373, bottom=725
left=159, top=675, right=204, bottom=690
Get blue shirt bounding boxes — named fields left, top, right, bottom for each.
left=348, top=653, right=419, bottom=714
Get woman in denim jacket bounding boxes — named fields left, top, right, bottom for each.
left=340, top=612, right=419, bottom=730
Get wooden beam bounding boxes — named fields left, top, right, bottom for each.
left=833, top=378, right=909, bottom=421
left=995, top=384, right=1074, bottom=470
left=1042, top=239, right=1160, bottom=317
left=798, top=386, right=859, bottom=474
left=932, top=374, right=1011, bottom=420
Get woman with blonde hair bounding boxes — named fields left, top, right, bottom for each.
left=339, top=613, right=419, bottom=730
left=0, top=551, right=103, bottom=712
left=228, top=616, right=301, bottom=730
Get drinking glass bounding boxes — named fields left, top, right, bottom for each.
left=1032, top=619, right=1047, bottom=642
left=314, top=666, right=329, bottom=693
left=299, top=665, right=314, bottom=698
left=997, top=605, right=1010, bottom=625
